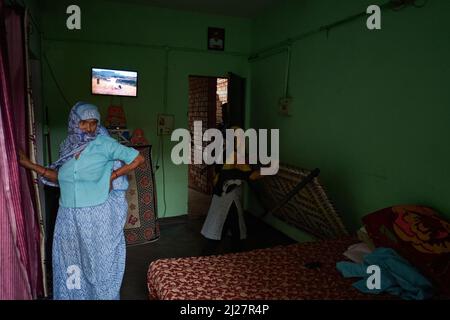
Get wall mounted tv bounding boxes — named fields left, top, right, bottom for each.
left=91, top=68, right=138, bottom=97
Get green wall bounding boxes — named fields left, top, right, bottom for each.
left=250, top=0, right=450, bottom=236
left=40, top=0, right=250, bottom=217
left=38, top=0, right=450, bottom=240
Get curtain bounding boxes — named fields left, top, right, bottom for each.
left=24, top=8, right=48, bottom=297
left=0, top=0, right=43, bottom=299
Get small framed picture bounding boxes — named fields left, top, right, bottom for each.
left=208, top=27, right=225, bottom=51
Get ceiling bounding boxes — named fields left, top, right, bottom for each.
left=105, top=0, right=281, bottom=18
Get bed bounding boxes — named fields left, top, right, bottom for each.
left=147, top=165, right=385, bottom=300
left=147, top=237, right=392, bottom=300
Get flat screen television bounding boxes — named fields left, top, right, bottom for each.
left=91, top=68, right=138, bottom=97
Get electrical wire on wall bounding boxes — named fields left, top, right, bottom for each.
left=155, top=46, right=170, bottom=218
left=154, top=134, right=167, bottom=218
left=283, top=44, right=292, bottom=99
left=41, top=52, right=74, bottom=164
left=247, top=0, right=431, bottom=115
left=43, top=54, right=72, bottom=110
left=391, top=0, right=429, bottom=10
left=249, top=0, right=431, bottom=62
left=161, top=135, right=167, bottom=218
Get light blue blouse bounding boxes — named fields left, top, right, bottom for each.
left=58, top=135, right=139, bottom=208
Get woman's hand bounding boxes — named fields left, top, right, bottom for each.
left=108, top=154, right=144, bottom=192
left=18, top=149, right=33, bottom=169
left=17, top=149, right=58, bottom=182
left=110, top=171, right=118, bottom=191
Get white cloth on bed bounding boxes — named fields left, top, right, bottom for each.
left=201, top=185, right=247, bottom=241
left=343, top=242, right=374, bottom=264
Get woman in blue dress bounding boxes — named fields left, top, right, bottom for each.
left=19, top=102, right=144, bottom=300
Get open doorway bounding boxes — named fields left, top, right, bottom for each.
left=187, top=73, right=246, bottom=219
left=187, top=76, right=227, bottom=218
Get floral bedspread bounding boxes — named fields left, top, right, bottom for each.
left=147, top=238, right=391, bottom=300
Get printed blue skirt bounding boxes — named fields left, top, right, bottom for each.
left=52, top=191, right=128, bottom=300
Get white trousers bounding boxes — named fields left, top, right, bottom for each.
left=201, top=186, right=247, bottom=240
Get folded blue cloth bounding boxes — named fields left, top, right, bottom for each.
left=336, top=247, right=433, bottom=300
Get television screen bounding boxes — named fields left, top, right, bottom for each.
left=92, top=68, right=138, bottom=97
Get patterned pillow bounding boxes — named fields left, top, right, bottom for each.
left=362, top=205, right=450, bottom=296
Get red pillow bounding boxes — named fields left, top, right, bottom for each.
left=362, top=205, right=450, bottom=296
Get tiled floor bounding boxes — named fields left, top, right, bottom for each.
left=187, top=187, right=212, bottom=218
left=120, top=213, right=295, bottom=300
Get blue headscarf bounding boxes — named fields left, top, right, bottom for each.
left=42, top=102, right=128, bottom=191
